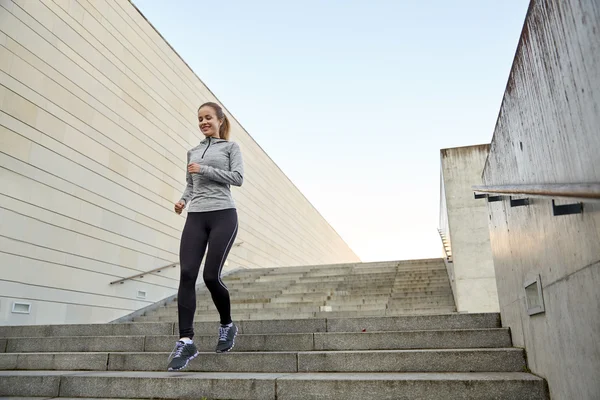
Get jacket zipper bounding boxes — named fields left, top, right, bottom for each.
left=201, top=137, right=211, bottom=159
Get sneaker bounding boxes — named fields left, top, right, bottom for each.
left=167, top=340, right=199, bottom=371
left=216, top=323, right=238, bottom=353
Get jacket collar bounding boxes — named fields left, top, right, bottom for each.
left=200, top=136, right=226, bottom=145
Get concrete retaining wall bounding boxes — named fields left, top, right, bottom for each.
left=482, top=1, right=600, bottom=398
left=440, top=144, right=499, bottom=313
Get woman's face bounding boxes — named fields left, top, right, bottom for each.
left=198, top=106, right=222, bottom=138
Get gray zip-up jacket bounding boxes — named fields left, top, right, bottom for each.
left=180, top=137, right=244, bottom=212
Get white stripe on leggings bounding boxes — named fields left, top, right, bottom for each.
left=217, top=222, right=238, bottom=290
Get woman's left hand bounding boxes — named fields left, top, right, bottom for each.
left=188, top=163, right=201, bottom=174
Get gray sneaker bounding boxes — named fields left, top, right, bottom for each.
left=216, top=323, right=238, bottom=353
left=167, top=340, right=199, bottom=371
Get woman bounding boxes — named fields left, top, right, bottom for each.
left=167, top=102, right=244, bottom=371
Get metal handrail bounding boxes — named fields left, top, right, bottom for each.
left=437, top=228, right=453, bottom=263
left=109, top=241, right=245, bottom=285
left=110, top=262, right=178, bottom=285
left=472, top=183, right=600, bottom=200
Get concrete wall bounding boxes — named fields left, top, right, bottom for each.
left=0, top=0, right=359, bottom=326
left=482, top=0, right=600, bottom=399
left=439, top=145, right=499, bottom=313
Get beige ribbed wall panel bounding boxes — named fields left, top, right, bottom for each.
left=0, top=0, right=359, bottom=325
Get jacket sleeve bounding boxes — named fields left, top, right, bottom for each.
left=179, top=151, right=193, bottom=205
left=199, top=142, right=244, bottom=186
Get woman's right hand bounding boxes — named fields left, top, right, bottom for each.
left=174, top=201, right=185, bottom=215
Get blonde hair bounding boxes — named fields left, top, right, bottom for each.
left=198, top=102, right=230, bottom=140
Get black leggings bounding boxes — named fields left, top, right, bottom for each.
left=177, top=208, right=238, bottom=338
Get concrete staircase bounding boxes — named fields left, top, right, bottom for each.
left=135, top=259, right=457, bottom=322
left=0, top=259, right=549, bottom=399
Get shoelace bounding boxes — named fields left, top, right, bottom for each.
left=218, top=325, right=231, bottom=342
left=168, top=341, right=185, bottom=361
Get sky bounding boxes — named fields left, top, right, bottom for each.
left=134, top=0, right=530, bottom=262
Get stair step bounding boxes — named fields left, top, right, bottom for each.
left=226, top=277, right=450, bottom=287
left=0, top=370, right=548, bottom=399
left=251, top=266, right=445, bottom=275
left=0, top=348, right=525, bottom=372
left=0, top=323, right=175, bottom=338
left=165, top=303, right=458, bottom=313
left=232, top=275, right=450, bottom=283
left=3, top=329, right=511, bottom=353
left=219, top=285, right=451, bottom=292
left=0, top=348, right=526, bottom=373
left=139, top=308, right=460, bottom=322
left=311, top=328, right=511, bottom=350
left=326, top=313, right=499, bottom=332
left=0, top=398, right=147, bottom=400
left=0, top=314, right=500, bottom=338
left=141, top=308, right=460, bottom=322
left=280, top=286, right=450, bottom=294
left=189, top=305, right=457, bottom=315
left=275, top=285, right=452, bottom=294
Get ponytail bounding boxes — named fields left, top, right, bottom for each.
left=198, top=102, right=230, bottom=141
left=219, top=115, right=231, bottom=141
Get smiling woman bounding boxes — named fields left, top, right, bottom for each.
left=198, top=101, right=231, bottom=140
left=168, top=102, right=244, bottom=371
